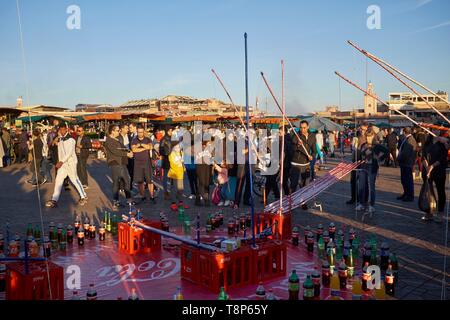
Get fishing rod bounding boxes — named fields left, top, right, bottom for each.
left=347, top=40, right=450, bottom=125
left=211, top=69, right=263, bottom=164
left=260, top=71, right=312, bottom=158
left=244, top=33, right=256, bottom=248
left=335, top=71, right=436, bottom=137
left=279, top=60, right=286, bottom=221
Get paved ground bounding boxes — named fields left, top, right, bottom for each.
left=0, top=154, right=449, bottom=300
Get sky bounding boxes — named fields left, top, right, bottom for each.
left=0, top=0, right=449, bottom=115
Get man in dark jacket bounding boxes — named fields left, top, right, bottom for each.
left=27, top=129, right=45, bottom=185
left=118, top=123, right=134, bottom=190
left=103, top=124, right=134, bottom=209
left=290, top=120, right=316, bottom=209
left=397, top=127, right=417, bottom=202
left=159, top=127, right=173, bottom=200
left=282, top=126, right=294, bottom=196
left=422, top=132, right=449, bottom=222
left=75, top=126, right=92, bottom=188
left=385, top=128, right=398, bottom=168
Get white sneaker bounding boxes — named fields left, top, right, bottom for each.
left=355, top=204, right=365, bottom=211
left=188, top=194, right=195, bottom=200
left=368, top=206, right=375, bottom=213
left=224, top=200, right=230, bottom=206
left=218, top=201, right=224, bottom=207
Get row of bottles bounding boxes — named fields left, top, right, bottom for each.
left=0, top=213, right=119, bottom=258
left=71, top=284, right=139, bottom=300
left=294, top=223, right=398, bottom=275
left=286, top=260, right=397, bottom=300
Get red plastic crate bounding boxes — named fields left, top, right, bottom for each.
left=252, top=240, right=287, bottom=283
left=6, top=261, right=64, bottom=300
left=256, top=212, right=292, bottom=240
left=118, top=220, right=162, bottom=255
left=180, top=244, right=253, bottom=293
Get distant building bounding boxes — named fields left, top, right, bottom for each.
left=387, top=91, right=449, bottom=122
left=315, top=82, right=449, bottom=127
left=364, top=82, right=378, bottom=116
left=17, top=105, right=69, bottom=112
left=75, top=104, right=116, bottom=113
left=118, top=95, right=256, bottom=117
left=16, top=96, right=23, bottom=108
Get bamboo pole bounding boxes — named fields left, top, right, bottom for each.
left=279, top=60, right=286, bottom=226
left=335, top=71, right=436, bottom=137
left=347, top=40, right=450, bottom=124
left=244, top=33, right=256, bottom=248
left=211, top=69, right=262, bottom=164
left=260, top=72, right=311, bottom=158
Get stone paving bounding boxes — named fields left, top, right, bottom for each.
left=0, top=154, right=448, bottom=300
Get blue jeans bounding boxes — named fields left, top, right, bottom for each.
left=220, top=182, right=229, bottom=201
left=41, top=157, right=53, bottom=182
left=227, top=177, right=237, bottom=201
left=357, top=166, right=378, bottom=206
left=400, top=166, right=414, bottom=199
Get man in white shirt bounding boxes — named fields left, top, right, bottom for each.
left=45, top=126, right=87, bottom=208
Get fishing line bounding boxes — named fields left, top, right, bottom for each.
left=16, top=0, right=53, bottom=299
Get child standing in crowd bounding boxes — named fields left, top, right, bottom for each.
left=168, top=142, right=185, bottom=200
left=214, top=160, right=230, bottom=206
left=184, top=144, right=197, bottom=199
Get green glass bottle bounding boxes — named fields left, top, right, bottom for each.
left=183, top=217, right=191, bottom=237
left=389, top=253, right=399, bottom=285
left=347, top=248, right=355, bottom=278
left=317, top=235, right=325, bottom=259
left=33, top=224, right=42, bottom=245
left=302, top=275, right=314, bottom=300
left=336, top=237, right=343, bottom=261
left=51, top=228, right=58, bottom=250
left=59, top=229, right=67, bottom=251
left=111, top=214, right=118, bottom=236
left=178, top=205, right=185, bottom=223
left=352, top=236, right=360, bottom=259
left=103, top=211, right=108, bottom=229
left=218, top=287, right=229, bottom=300
left=288, top=270, right=300, bottom=300
left=26, top=223, right=33, bottom=237
left=106, top=212, right=111, bottom=232
left=327, top=240, right=336, bottom=274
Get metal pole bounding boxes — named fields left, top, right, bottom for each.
left=244, top=33, right=256, bottom=248
left=196, top=213, right=200, bottom=246
left=133, top=220, right=218, bottom=252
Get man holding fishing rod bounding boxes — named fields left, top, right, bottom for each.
left=289, top=120, right=316, bottom=210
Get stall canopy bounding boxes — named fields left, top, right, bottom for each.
left=301, top=115, right=344, bottom=131
left=81, top=113, right=123, bottom=121
left=0, top=107, right=22, bottom=116
left=375, top=122, right=392, bottom=129
left=16, top=115, right=69, bottom=122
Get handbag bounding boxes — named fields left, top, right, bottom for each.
left=212, top=185, right=221, bottom=205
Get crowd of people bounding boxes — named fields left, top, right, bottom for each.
left=0, top=119, right=448, bottom=222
